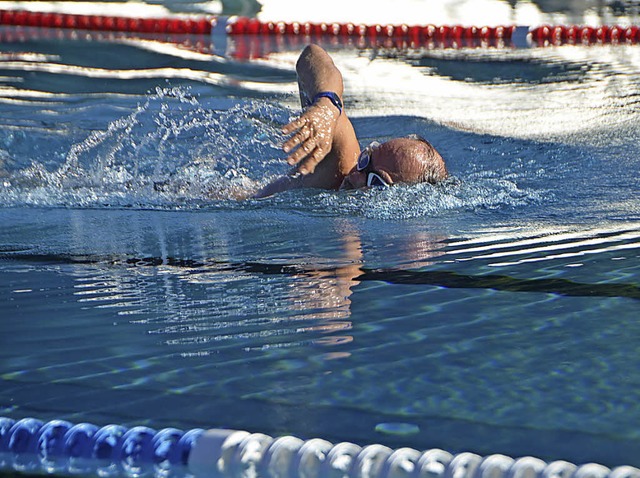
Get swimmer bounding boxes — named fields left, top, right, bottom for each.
left=255, top=44, right=448, bottom=198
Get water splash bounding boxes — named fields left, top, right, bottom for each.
left=1, top=86, right=290, bottom=208
left=0, top=85, right=548, bottom=218
left=263, top=174, right=547, bottom=220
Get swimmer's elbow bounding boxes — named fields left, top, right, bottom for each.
left=297, top=44, right=328, bottom=68
left=296, top=45, right=343, bottom=90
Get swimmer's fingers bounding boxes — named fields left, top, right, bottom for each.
left=281, top=105, right=337, bottom=173
left=282, top=124, right=311, bottom=154
left=297, top=146, right=327, bottom=175
left=285, top=137, right=318, bottom=166
left=282, top=104, right=336, bottom=140
left=282, top=115, right=307, bottom=135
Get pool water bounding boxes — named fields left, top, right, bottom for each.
left=1, top=4, right=640, bottom=469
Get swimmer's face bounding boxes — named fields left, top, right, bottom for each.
left=339, top=137, right=447, bottom=190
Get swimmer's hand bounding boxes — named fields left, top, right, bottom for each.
left=282, top=100, right=340, bottom=175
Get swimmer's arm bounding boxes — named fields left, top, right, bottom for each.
left=295, top=44, right=345, bottom=106
left=280, top=45, right=359, bottom=189
left=253, top=173, right=303, bottom=198
left=254, top=45, right=360, bottom=198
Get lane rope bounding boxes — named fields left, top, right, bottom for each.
left=2, top=417, right=640, bottom=478
left=1, top=10, right=640, bottom=47
left=0, top=9, right=215, bottom=34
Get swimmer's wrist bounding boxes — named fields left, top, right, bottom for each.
left=311, top=91, right=342, bottom=116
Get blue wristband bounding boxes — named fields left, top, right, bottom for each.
left=311, top=91, right=343, bottom=115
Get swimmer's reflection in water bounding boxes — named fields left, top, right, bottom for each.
left=254, top=44, right=448, bottom=198
left=272, top=223, right=447, bottom=357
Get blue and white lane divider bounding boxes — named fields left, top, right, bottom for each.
left=2, top=417, right=640, bottom=478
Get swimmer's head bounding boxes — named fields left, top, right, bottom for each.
left=339, top=135, right=448, bottom=190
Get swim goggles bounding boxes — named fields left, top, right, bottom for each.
left=357, top=141, right=390, bottom=188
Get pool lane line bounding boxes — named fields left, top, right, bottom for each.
left=1, top=9, right=640, bottom=49
left=224, top=18, right=640, bottom=50
left=1, top=416, right=640, bottom=478
left=0, top=10, right=215, bottom=35
left=2, top=252, right=640, bottom=301
left=356, top=268, right=640, bottom=301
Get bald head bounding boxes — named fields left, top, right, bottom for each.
left=378, top=135, right=448, bottom=184
left=340, top=135, right=447, bottom=190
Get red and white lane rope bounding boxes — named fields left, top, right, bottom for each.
left=529, top=24, right=640, bottom=45
left=227, top=17, right=518, bottom=43
left=0, top=9, right=215, bottom=34
left=1, top=9, right=639, bottom=48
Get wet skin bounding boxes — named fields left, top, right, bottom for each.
left=339, top=138, right=437, bottom=190
left=255, top=44, right=447, bottom=198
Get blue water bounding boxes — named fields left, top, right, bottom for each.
left=2, top=0, right=640, bottom=470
